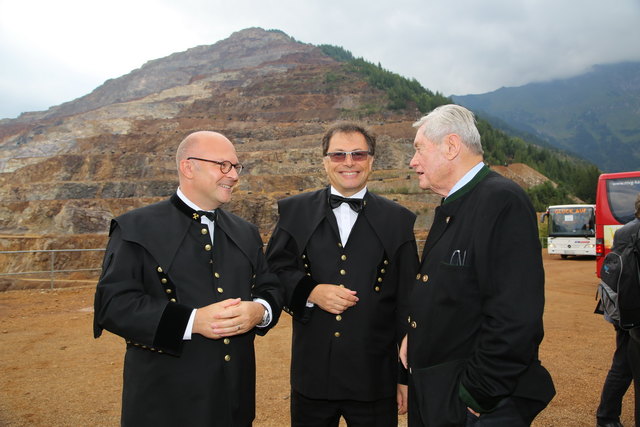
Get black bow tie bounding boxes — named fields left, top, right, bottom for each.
left=194, top=210, right=217, bottom=222
left=329, top=195, right=364, bottom=213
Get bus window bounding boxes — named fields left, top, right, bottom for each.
left=606, top=177, right=640, bottom=224
left=549, top=207, right=595, bottom=236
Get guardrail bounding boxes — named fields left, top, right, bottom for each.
left=0, top=248, right=105, bottom=289
left=1, top=240, right=430, bottom=290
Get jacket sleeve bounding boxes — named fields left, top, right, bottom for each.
left=251, top=235, right=284, bottom=335
left=265, top=225, right=318, bottom=322
left=93, top=223, right=192, bottom=356
left=396, top=238, right=420, bottom=340
left=459, top=188, right=547, bottom=412
left=395, top=238, right=419, bottom=385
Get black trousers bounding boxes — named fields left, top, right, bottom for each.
left=291, top=389, right=397, bottom=427
left=596, top=325, right=634, bottom=424
left=628, top=328, right=640, bottom=426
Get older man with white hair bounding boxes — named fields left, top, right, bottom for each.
left=400, top=104, right=555, bottom=426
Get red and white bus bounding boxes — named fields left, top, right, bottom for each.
left=541, top=205, right=595, bottom=258
left=595, top=171, right=640, bottom=276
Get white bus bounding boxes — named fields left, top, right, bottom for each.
left=540, top=204, right=596, bottom=258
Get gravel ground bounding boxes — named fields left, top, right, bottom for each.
left=0, top=250, right=635, bottom=426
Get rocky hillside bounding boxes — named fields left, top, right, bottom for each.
left=0, top=28, right=550, bottom=290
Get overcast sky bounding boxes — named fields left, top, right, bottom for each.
left=1, top=0, right=639, bottom=119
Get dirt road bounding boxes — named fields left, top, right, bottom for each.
left=0, top=251, right=635, bottom=426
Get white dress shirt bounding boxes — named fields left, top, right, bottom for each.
left=176, top=189, right=272, bottom=340
left=306, top=186, right=366, bottom=308
left=330, top=186, right=367, bottom=246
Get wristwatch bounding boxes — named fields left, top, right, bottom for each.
left=259, top=306, right=270, bottom=327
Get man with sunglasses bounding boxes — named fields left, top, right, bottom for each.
left=94, top=131, right=282, bottom=426
left=267, top=122, right=419, bottom=426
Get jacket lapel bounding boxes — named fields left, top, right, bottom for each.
left=363, top=192, right=415, bottom=258
left=214, top=209, right=259, bottom=269
left=421, top=166, right=491, bottom=262
left=421, top=203, right=453, bottom=263
left=117, top=196, right=191, bottom=273
left=278, top=188, right=335, bottom=256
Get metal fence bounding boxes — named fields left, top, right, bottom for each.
left=1, top=240, right=430, bottom=290
left=0, top=248, right=105, bottom=289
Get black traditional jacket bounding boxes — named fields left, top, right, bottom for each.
left=266, top=187, right=418, bottom=401
left=407, top=167, right=555, bottom=426
left=94, top=194, right=282, bottom=427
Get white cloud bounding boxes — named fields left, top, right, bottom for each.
left=1, top=0, right=640, bottom=118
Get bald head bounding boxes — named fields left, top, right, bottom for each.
left=176, top=131, right=234, bottom=170
left=176, top=131, right=240, bottom=210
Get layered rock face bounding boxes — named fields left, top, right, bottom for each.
left=0, top=28, right=544, bottom=289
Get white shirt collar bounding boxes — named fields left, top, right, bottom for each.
left=329, top=186, right=367, bottom=199
left=446, top=162, right=485, bottom=199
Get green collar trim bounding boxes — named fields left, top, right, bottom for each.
left=443, top=164, right=490, bottom=205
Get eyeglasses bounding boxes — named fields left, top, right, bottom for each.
left=325, top=150, right=371, bottom=162
left=187, top=157, right=244, bottom=174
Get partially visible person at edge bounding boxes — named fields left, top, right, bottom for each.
left=399, top=104, right=556, bottom=426
left=266, top=122, right=419, bottom=426
left=93, top=131, right=283, bottom=426
left=595, top=193, right=640, bottom=427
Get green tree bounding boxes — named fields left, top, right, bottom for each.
left=526, top=182, right=570, bottom=212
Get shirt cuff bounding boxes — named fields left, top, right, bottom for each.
left=253, top=298, right=272, bottom=328
left=183, top=309, right=197, bottom=340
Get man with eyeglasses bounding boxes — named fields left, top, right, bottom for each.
left=94, top=131, right=282, bottom=426
left=266, top=122, right=419, bottom=426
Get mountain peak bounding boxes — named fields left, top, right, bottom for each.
left=227, top=27, right=294, bottom=42
left=20, top=27, right=316, bottom=122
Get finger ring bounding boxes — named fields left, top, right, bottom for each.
left=236, top=325, right=240, bottom=331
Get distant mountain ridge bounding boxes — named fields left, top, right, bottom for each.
left=453, top=62, right=640, bottom=173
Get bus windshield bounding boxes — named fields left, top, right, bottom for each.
left=548, top=206, right=595, bottom=237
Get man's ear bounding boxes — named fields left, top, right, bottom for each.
left=322, top=156, right=331, bottom=174
left=444, top=134, right=462, bottom=160
left=180, top=158, right=195, bottom=179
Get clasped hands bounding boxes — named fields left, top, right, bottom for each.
left=193, top=298, right=264, bottom=339
left=308, top=284, right=358, bottom=314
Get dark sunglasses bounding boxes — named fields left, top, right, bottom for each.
left=325, top=150, right=371, bottom=162
left=187, top=157, right=244, bottom=174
